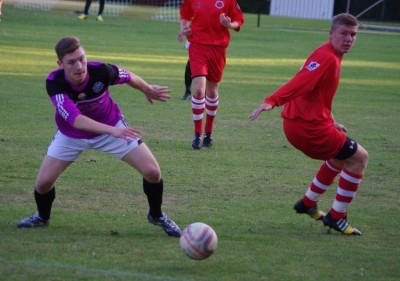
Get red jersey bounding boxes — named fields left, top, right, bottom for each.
left=265, top=42, right=342, bottom=128
left=180, top=0, right=244, bottom=47
left=264, top=42, right=347, bottom=160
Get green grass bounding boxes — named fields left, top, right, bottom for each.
left=1, top=6, right=400, bottom=281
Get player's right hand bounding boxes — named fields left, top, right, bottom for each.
left=178, top=26, right=192, bottom=42
left=249, top=103, right=274, bottom=120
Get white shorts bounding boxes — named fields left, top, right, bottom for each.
left=46, top=120, right=142, bottom=162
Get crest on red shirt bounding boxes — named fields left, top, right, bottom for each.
left=215, top=1, right=224, bottom=9
left=306, top=61, right=320, bottom=71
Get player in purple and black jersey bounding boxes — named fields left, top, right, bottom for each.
left=47, top=61, right=129, bottom=139
left=17, top=36, right=181, bottom=237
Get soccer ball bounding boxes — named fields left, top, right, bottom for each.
left=180, top=222, right=218, bottom=260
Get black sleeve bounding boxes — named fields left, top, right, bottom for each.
left=104, top=63, right=120, bottom=85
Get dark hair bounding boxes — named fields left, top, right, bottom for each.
left=331, top=13, right=359, bottom=30
left=55, top=36, right=82, bottom=61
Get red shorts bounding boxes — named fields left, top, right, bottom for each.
left=189, top=42, right=226, bottom=83
left=283, top=119, right=347, bottom=160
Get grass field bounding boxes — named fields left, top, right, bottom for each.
left=1, top=5, right=400, bottom=281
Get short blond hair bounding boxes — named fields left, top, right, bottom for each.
left=331, top=13, right=359, bottom=30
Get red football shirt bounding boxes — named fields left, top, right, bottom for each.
left=264, top=42, right=347, bottom=159
left=180, top=0, right=244, bottom=47
left=265, top=42, right=343, bottom=127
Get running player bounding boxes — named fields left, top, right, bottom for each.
left=249, top=13, right=368, bottom=235
left=178, top=0, right=244, bottom=149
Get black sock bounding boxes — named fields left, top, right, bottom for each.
left=34, top=187, right=56, bottom=220
left=185, top=61, right=192, bottom=91
left=143, top=178, right=163, bottom=218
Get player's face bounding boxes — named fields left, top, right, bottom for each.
left=58, top=47, right=88, bottom=86
left=330, top=24, right=358, bottom=55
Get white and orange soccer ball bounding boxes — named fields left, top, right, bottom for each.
left=180, top=222, right=218, bottom=260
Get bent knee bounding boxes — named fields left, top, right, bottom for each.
left=193, top=90, right=205, bottom=99
left=358, top=145, right=369, bottom=163
left=351, top=145, right=368, bottom=171
left=142, top=168, right=161, bottom=183
left=35, top=182, right=55, bottom=194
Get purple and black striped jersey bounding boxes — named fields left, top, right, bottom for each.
left=46, top=62, right=131, bottom=139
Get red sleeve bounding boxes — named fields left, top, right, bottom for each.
left=229, top=0, right=244, bottom=32
left=264, top=48, right=333, bottom=107
left=180, top=0, right=193, bottom=21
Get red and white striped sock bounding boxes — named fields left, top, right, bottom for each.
left=191, top=96, right=205, bottom=135
left=303, top=160, right=341, bottom=208
left=330, top=169, right=362, bottom=220
left=205, top=95, right=219, bottom=134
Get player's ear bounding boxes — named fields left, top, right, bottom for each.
left=328, top=29, right=334, bottom=40
left=57, top=60, right=62, bottom=67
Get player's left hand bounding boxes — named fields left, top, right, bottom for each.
left=111, top=126, right=141, bottom=141
left=220, top=13, right=232, bottom=29
left=145, top=85, right=171, bottom=104
left=334, top=122, right=347, bottom=133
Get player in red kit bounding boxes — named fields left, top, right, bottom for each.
left=249, top=13, right=368, bottom=235
left=178, top=0, right=244, bottom=149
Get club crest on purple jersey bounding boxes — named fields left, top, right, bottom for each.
left=93, top=82, right=105, bottom=94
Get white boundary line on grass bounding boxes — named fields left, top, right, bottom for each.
left=0, top=257, right=195, bottom=281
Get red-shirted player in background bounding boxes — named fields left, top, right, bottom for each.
left=249, top=13, right=368, bottom=236
left=178, top=0, right=244, bottom=149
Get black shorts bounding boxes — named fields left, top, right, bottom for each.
left=334, top=137, right=358, bottom=160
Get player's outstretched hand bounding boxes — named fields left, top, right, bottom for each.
left=111, top=127, right=141, bottom=142
left=249, top=103, right=274, bottom=120
left=145, top=85, right=171, bottom=104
